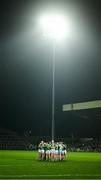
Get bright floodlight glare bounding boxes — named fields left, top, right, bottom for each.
left=40, top=14, right=68, bottom=40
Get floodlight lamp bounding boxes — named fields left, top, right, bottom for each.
left=40, top=14, right=68, bottom=40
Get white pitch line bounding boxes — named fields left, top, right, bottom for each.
left=0, top=174, right=101, bottom=177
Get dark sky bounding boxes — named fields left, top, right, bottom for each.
left=0, top=0, right=101, bottom=138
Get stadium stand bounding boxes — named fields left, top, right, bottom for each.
left=0, top=128, right=101, bottom=151
left=0, top=128, right=26, bottom=150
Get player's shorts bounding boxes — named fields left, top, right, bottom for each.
left=59, top=149, right=62, bottom=154
left=38, top=149, right=41, bottom=153
left=41, top=149, right=45, bottom=154
left=46, top=150, right=50, bottom=155
left=62, top=150, right=65, bottom=155
left=62, top=150, right=67, bottom=155
left=64, top=150, right=67, bottom=155
left=55, top=150, right=58, bottom=155
left=51, top=149, right=55, bottom=154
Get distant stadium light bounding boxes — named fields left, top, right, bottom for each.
left=39, top=14, right=68, bottom=40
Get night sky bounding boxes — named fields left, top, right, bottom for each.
left=0, top=0, right=101, bottom=138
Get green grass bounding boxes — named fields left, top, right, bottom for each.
left=0, top=150, right=101, bottom=179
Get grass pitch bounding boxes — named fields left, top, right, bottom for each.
left=0, top=151, right=101, bottom=179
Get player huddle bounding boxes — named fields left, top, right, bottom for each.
left=38, top=140, right=67, bottom=161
